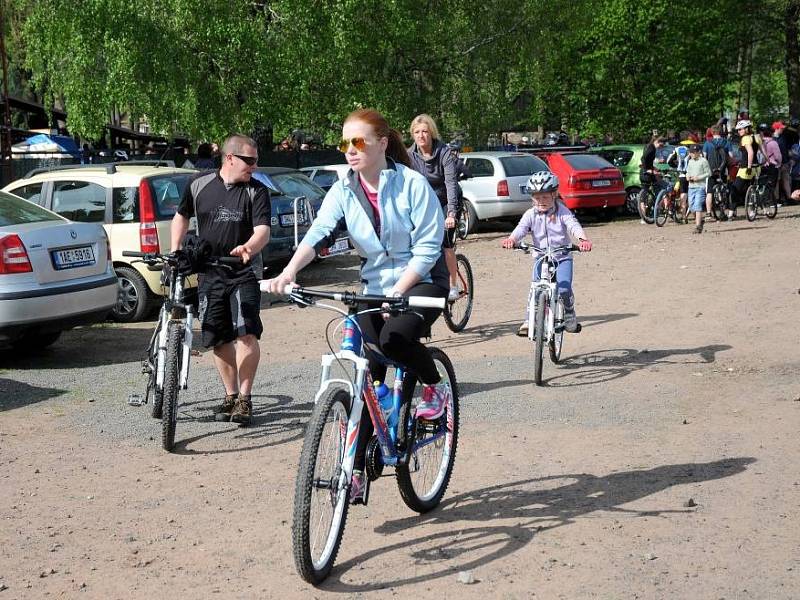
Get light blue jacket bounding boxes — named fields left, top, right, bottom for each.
left=300, top=161, right=445, bottom=295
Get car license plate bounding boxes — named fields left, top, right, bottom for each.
left=52, top=245, right=95, bottom=269
left=326, top=238, right=350, bottom=256
left=592, top=179, right=611, bottom=187
left=279, top=213, right=305, bottom=227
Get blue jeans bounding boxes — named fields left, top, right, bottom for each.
left=526, top=257, right=574, bottom=318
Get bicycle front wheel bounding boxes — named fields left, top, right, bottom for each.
left=745, top=186, right=757, bottom=221
left=654, top=191, right=668, bottom=227
left=161, top=321, right=183, bottom=452
left=549, top=296, right=564, bottom=364
left=147, top=319, right=163, bottom=419
left=638, top=189, right=655, bottom=224
left=396, top=347, right=459, bottom=513
left=443, top=254, right=474, bottom=333
left=534, top=291, right=546, bottom=385
left=292, top=386, right=351, bottom=584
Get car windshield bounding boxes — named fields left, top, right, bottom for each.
left=499, top=155, right=548, bottom=177
left=564, top=154, right=615, bottom=169
left=598, top=150, right=634, bottom=168
left=0, top=191, right=63, bottom=226
left=271, top=172, right=326, bottom=202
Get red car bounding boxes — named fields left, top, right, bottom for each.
left=537, top=152, right=626, bottom=217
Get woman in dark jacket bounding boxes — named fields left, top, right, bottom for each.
left=408, top=114, right=460, bottom=300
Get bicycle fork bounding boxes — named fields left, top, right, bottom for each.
left=179, top=312, right=194, bottom=389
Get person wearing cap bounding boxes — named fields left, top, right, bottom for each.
left=703, top=125, right=733, bottom=219
left=686, top=144, right=711, bottom=233
left=773, top=121, right=792, bottom=202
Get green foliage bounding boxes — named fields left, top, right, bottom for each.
left=6, top=0, right=798, bottom=144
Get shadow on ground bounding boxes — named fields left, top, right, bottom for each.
left=0, top=378, right=69, bottom=411
left=318, top=456, right=754, bottom=592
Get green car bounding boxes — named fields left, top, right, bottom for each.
left=590, top=144, right=670, bottom=215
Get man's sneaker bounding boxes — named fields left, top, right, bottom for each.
left=230, top=394, right=252, bottom=425
left=214, top=393, right=237, bottom=422
left=564, top=309, right=580, bottom=333
left=516, top=321, right=529, bottom=337
left=416, top=383, right=449, bottom=421
left=350, top=470, right=367, bottom=505
left=448, top=286, right=461, bottom=301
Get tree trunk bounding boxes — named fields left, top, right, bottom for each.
left=785, top=1, right=800, bottom=117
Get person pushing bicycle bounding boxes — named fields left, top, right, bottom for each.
left=171, top=134, right=271, bottom=426
left=500, top=171, right=592, bottom=336
left=263, top=109, right=451, bottom=504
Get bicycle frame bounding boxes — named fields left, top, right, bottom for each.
left=527, top=251, right=561, bottom=343
left=287, top=289, right=450, bottom=486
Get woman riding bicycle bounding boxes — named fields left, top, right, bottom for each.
left=263, top=108, right=450, bottom=503
left=639, top=135, right=668, bottom=221
left=500, top=171, right=593, bottom=336
left=407, top=114, right=462, bottom=301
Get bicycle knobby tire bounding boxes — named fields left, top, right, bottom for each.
left=292, top=386, right=352, bottom=584
left=161, top=321, right=183, bottom=452
left=534, top=292, right=546, bottom=385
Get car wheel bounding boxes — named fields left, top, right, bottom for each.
left=112, top=266, right=151, bottom=323
left=462, top=200, right=478, bottom=235
left=12, top=330, right=62, bottom=352
left=625, top=187, right=641, bottom=215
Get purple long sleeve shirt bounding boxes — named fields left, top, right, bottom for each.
left=509, top=202, right=586, bottom=252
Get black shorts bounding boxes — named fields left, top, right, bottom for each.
left=441, top=204, right=456, bottom=249
left=679, top=176, right=689, bottom=194
left=197, top=274, right=263, bottom=348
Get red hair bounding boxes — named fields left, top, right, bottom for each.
left=344, top=109, right=411, bottom=167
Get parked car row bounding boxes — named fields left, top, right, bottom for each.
left=1, top=162, right=351, bottom=326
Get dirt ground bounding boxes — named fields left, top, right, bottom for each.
left=1, top=207, right=799, bottom=599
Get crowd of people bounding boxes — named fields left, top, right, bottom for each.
left=639, top=111, right=799, bottom=233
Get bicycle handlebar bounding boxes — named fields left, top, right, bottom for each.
left=121, top=250, right=242, bottom=266
left=260, top=283, right=446, bottom=310
left=517, top=243, right=579, bottom=254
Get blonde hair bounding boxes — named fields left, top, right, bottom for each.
left=409, top=114, right=441, bottom=141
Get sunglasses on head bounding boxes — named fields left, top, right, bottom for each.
left=232, top=154, right=257, bottom=166
left=338, top=137, right=368, bottom=153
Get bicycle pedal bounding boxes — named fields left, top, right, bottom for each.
left=127, top=393, right=144, bottom=407
left=191, top=349, right=201, bottom=356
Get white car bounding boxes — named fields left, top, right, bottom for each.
left=458, top=151, right=550, bottom=234
left=300, top=164, right=350, bottom=192
left=0, top=190, right=118, bottom=351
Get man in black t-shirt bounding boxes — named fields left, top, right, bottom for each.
left=171, top=134, right=270, bottom=425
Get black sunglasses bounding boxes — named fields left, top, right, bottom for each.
left=232, top=154, right=257, bottom=166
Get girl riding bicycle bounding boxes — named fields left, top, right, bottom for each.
left=263, top=108, right=450, bottom=503
left=500, top=171, right=593, bottom=336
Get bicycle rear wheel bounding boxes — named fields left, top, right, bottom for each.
left=443, top=254, right=474, bottom=332
left=712, top=185, right=728, bottom=221
left=396, top=347, right=459, bottom=513
left=764, top=187, right=778, bottom=219
left=638, top=189, right=655, bottom=224
left=161, top=321, right=183, bottom=452
left=534, top=291, right=546, bottom=385
left=292, top=385, right=351, bottom=584
left=654, top=190, right=668, bottom=227
left=745, top=186, right=757, bottom=221
left=549, top=296, right=564, bottom=364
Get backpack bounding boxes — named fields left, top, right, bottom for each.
left=706, top=143, right=727, bottom=173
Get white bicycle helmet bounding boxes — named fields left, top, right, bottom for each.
left=735, top=119, right=752, bottom=130
left=525, top=170, right=559, bottom=193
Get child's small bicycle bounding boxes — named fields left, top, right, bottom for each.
left=519, top=243, right=581, bottom=386
left=263, top=283, right=458, bottom=584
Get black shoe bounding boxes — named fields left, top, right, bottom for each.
left=564, top=310, right=580, bottom=333
left=214, top=393, right=237, bottom=422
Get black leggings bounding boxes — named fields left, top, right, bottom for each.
left=354, top=282, right=446, bottom=470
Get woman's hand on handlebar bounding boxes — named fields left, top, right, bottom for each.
left=578, top=238, right=593, bottom=252
left=501, top=237, right=516, bottom=249
left=263, top=269, right=297, bottom=294
left=444, top=215, right=456, bottom=229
